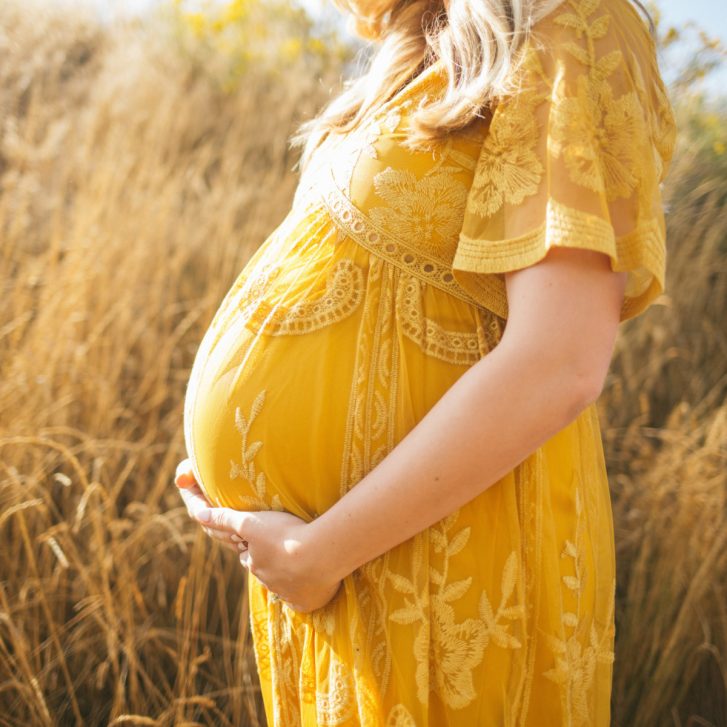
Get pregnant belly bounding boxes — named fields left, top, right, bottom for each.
left=184, top=304, right=361, bottom=521
left=182, top=228, right=486, bottom=521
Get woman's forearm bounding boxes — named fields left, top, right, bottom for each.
left=306, top=340, right=597, bottom=583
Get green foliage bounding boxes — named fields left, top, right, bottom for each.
left=170, top=0, right=351, bottom=92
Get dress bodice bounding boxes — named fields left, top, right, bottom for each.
left=290, top=0, right=676, bottom=324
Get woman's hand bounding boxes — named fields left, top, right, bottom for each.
left=175, top=458, right=239, bottom=554
left=193, top=506, right=343, bottom=614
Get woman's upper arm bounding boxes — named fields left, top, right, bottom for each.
left=499, top=246, right=628, bottom=404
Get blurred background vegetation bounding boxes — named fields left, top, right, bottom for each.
left=0, top=0, right=725, bottom=724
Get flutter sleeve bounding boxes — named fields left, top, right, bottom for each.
left=452, top=0, right=677, bottom=323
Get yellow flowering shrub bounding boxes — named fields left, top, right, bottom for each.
left=170, top=0, right=351, bottom=92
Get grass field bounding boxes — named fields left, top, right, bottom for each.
left=0, top=2, right=725, bottom=725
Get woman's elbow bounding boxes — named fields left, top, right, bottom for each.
left=564, top=330, right=619, bottom=411
left=570, top=363, right=607, bottom=409
left=498, top=330, right=616, bottom=419
left=500, top=244, right=626, bottom=410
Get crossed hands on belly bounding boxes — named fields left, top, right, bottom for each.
left=175, top=458, right=343, bottom=614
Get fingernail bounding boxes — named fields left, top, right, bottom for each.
left=197, top=509, right=211, bottom=522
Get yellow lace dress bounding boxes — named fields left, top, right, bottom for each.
left=182, top=1, right=676, bottom=724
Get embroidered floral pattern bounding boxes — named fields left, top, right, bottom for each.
left=360, top=101, right=406, bottom=161
left=229, top=389, right=284, bottom=511
left=385, top=512, right=525, bottom=709
left=316, top=657, right=357, bottom=725
left=454, top=0, right=676, bottom=323
left=339, top=254, right=400, bottom=497
left=321, top=170, right=476, bottom=304
left=543, top=487, right=616, bottom=724
left=370, top=167, right=469, bottom=258
left=361, top=122, right=381, bottom=160
left=386, top=704, right=417, bottom=727
left=311, top=605, right=336, bottom=637
left=548, top=0, right=645, bottom=199
left=268, top=601, right=313, bottom=726
left=206, top=260, right=283, bottom=356
left=382, top=106, right=402, bottom=134
left=551, top=75, right=642, bottom=199
left=465, top=93, right=544, bottom=218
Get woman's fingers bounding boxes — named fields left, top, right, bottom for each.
left=178, top=482, right=213, bottom=515
left=238, top=548, right=252, bottom=569
left=179, top=488, right=232, bottom=545
left=199, top=525, right=240, bottom=551
left=173, top=470, right=240, bottom=550
left=175, top=458, right=197, bottom=488
left=193, top=506, right=256, bottom=540
left=173, top=467, right=258, bottom=554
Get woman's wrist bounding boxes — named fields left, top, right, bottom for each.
left=303, top=514, right=359, bottom=584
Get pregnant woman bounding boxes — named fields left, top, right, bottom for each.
left=175, top=0, right=675, bottom=724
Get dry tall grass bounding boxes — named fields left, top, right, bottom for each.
left=0, top=2, right=725, bottom=725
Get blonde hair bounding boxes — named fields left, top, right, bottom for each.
left=289, top=0, right=655, bottom=174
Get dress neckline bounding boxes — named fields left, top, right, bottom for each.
left=315, top=58, right=446, bottom=155
left=364, top=57, right=446, bottom=124
left=390, top=58, right=445, bottom=105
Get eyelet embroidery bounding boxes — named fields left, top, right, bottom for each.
left=315, top=657, right=357, bottom=725
left=321, top=165, right=476, bottom=306
left=244, top=258, right=365, bottom=336
left=397, top=272, right=486, bottom=365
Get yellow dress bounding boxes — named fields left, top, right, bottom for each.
left=182, top=1, right=676, bottom=724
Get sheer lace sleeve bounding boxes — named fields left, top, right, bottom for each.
left=452, top=0, right=677, bottom=323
